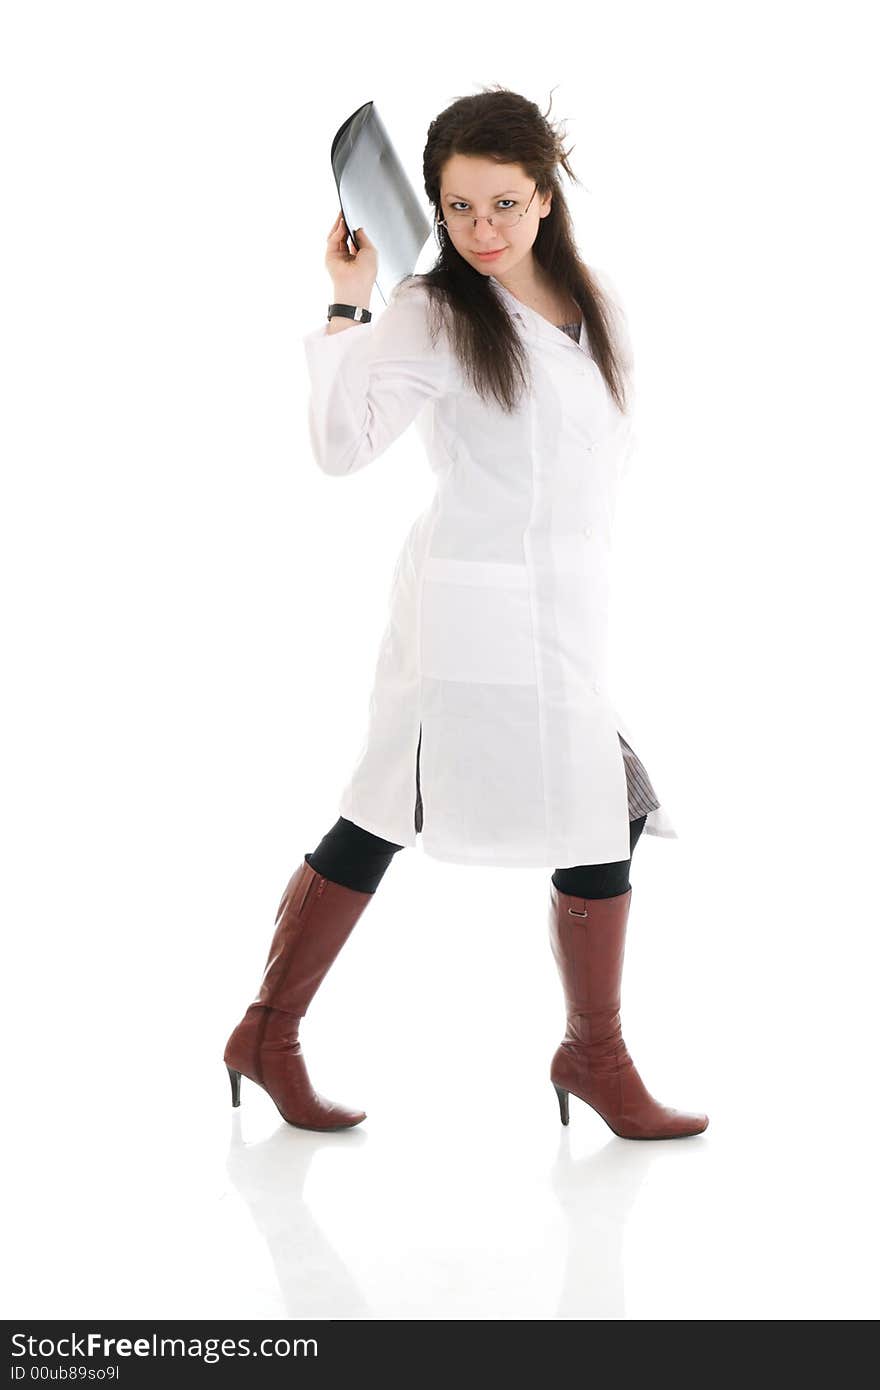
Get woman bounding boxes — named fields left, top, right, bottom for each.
left=223, top=88, right=708, bottom=1141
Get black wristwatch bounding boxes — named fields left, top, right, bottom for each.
left=327, top=302, right=373, bottom=323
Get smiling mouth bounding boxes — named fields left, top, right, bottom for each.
left=475, top=248, right=505, bottom=256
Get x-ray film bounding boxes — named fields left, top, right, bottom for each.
left=331, top=101, right=432, bottom=305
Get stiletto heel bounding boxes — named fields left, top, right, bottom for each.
left=553, top=1083, right=570, bottom=1126
left=226, top=1065, right=241, bottom=1107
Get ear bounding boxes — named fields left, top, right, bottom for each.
left=539, top=192, right=553, bottom=219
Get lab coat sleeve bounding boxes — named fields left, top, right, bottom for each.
left=301, top=278, right=451, bottom=477
left=592, top=265, right=640, bottom=483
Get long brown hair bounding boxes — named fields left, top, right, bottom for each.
left=403, top=85, right=631, bottom=416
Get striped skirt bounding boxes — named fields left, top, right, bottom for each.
left=618, top=732, right=661, bottom=820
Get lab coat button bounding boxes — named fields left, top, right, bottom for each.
left=583, top=527, right=592, bottom=539
left=593, top=680, right=601, bottom=694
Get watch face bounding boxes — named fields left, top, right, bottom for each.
left=330, top=101, right=432, bottom=305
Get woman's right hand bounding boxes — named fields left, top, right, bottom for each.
left=325, top=211, right=377, bottom=303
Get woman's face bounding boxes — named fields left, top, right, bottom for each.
left=437, top=154, right=552, bottom=277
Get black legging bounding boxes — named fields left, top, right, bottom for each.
left=306, top=814, right=648, bottom=898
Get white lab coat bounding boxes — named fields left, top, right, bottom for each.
left=302, top=271, right=678, bottom=867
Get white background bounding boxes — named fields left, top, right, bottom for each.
left=2, top=1, right=878, bottom=1320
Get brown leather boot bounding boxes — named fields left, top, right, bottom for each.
left=223, top=859, right=373, bottom=1131
left=548, top=884, right=709, bottom=1139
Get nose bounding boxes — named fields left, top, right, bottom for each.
left=473, top=221, right=504, bottom=246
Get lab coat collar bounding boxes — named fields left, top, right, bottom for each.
left=487, top=273, right=588, bottom=355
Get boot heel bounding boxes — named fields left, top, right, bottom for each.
left=226, top=1065, right=242, bottom=1107
left=553, top=1083, right=570, bottom=1126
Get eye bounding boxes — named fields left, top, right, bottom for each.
left=449, top=199, right=517, bottom=212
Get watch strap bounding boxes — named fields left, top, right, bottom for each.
left=327, top=302, right=373, bottom=323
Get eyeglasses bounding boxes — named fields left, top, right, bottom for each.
left=435, top=183, right=539, bottom=231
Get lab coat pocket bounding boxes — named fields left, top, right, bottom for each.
left=419, top=558, right=536, bottom=686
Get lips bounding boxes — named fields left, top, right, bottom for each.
left=475, top=249, right=505, bottom=258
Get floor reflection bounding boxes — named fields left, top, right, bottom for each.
left=225, top=1112, right=371, bottom=1319
left=551, top=1126, right=709, bottom=1319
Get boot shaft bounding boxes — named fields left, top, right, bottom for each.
left=254, top=860, right=374, bottom=1016
left=548, top=884, right=632, bottom=1023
